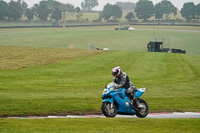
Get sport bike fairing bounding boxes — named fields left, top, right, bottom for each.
left=102, top=82, right=146, bottom=114
left=102, top=82, right=145, bottom=99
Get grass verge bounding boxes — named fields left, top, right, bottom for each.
left=0, top=118, right=200, bottom=133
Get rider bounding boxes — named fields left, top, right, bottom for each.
left=112, top=66, right=139, bottom=109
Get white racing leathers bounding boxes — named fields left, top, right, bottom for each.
left=113, top=72, right=136, bottom=99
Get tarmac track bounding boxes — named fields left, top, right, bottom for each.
left=7, top=112, right=200, bottom=119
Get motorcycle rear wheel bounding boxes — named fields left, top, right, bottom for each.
left=101, top=102, right=117, bottom=117
left=135, top=98, right=149, bottom=118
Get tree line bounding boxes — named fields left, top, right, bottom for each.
left=0, top=0, right=85, bottom=22
left=0, top=0, right=199, bottom=23
left=102, top=0, right=200, bottom=22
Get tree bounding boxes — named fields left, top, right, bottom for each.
left=32, top=4, right=39, bottom=20
left=60, top=3, right=74, bottom=24
left=7, top=0, right=23, bottom=20
left=75, top=7, right=82, bottom=22
left=25, top=8, right=34, bottom=20
left=135, top=0, right=154, bottom=21
left=21, top=0, right=28, bottom=13
left=51, top=8, right=62, bottom=21
left=51, top=1, right=62, bottom=21
left=98, top=12, right=102, bottom=22
left=101, top=4, right=113, bottom=21
left=154, top=2, right=163, bottom=19
left=101, top=3, right=122, bottom=21
left=180, top=2, right=195, bottom=22
left=154, top=0, right=177, bottom=20
left=112, top=4, right=122, bottom=20
left=116, top=2, right=136, bottom=11
left=195, top=4, right=200, bottom=20
left=125, top=12, right=135, bottom=22
left=0, top=1, right=8, bottom=20
left=37, top=1, right=51, bottom=21
left=81, top=0, right=98, bottom=11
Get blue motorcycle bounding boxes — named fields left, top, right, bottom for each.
left=101, top=82, right=149, bottom=118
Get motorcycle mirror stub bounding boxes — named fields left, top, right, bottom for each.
left=138, top=88, right=146, bottom=92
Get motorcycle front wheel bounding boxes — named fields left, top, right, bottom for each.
left=135, top=98, right=149, bottom=118
left=101, top=102, right=117, bottom=117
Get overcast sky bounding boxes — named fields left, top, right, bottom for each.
left=3, top=0, right=200, bottom=10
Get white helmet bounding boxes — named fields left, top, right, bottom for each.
left=112, top=66, right=122, bottom=78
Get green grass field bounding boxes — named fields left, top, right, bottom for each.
left=0, top=26, right=200, bottom=132
left=0, top=26, right=200, bottom=54
left=1, top=118, right=200, bottom=133
left=1, top=49, right=200, bottom=116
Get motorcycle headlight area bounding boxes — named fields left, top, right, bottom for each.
left=102, top=88, right=108, bottom=95
left=103, top=86, right=115, bottom=95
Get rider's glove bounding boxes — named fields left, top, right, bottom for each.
left=115, top=84, right=121, bottom=89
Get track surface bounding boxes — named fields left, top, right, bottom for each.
left=7, top=112, right=200, bottom=119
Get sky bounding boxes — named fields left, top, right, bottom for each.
left=3, top=0, right=200, bottom=10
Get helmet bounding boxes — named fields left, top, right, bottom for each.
left=112, top=67, right=122, bottom=78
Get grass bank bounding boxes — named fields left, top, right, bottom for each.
left=0, top=46, right=200, bottom=116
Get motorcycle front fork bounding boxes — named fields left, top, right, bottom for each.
left=131, top=98, right=139, bottom=108
left=110, top=99, right=114, bottom=108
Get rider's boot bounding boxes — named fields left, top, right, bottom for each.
left=130, top=92, right=138, bottom=109
left=131, top=92, right=142, bottom=110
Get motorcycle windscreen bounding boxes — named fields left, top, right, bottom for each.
left=135, top=88, right=146, bottom=98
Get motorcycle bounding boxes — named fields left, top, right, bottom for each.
left=101, top=82, right=149, bottom=118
